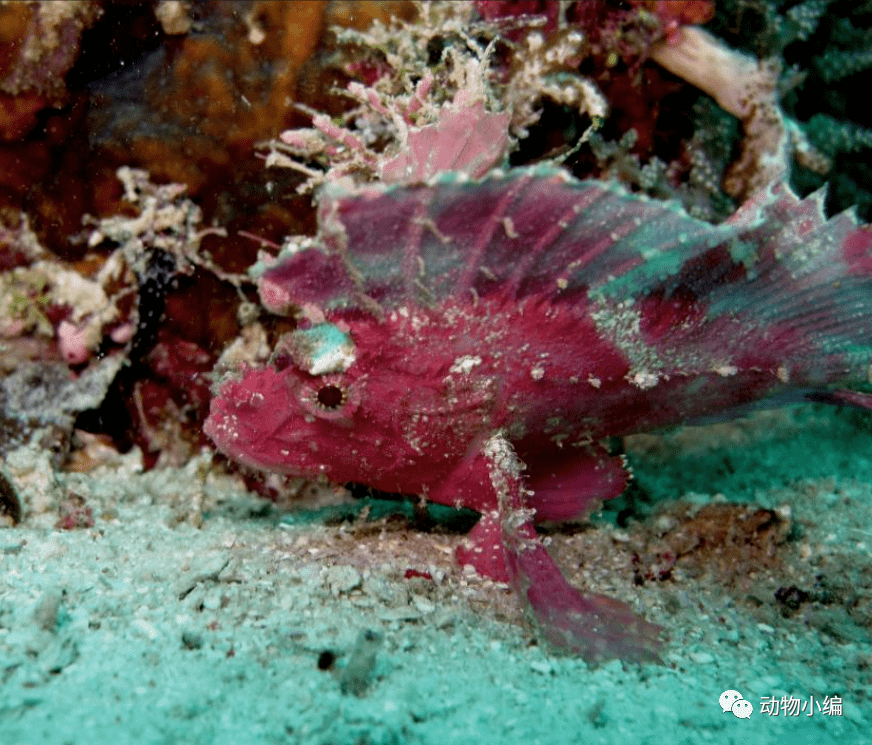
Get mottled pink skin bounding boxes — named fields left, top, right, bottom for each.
left=206, top=168, right=872, bottom=664
left=843, top=226, right=872, bottom=276
left=208, top=288, right=797, bottom=492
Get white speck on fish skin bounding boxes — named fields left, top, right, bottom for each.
left=218, top=415, right=239, bottom=440
left=530, top=365, right=545, bottom=380
left=630, top=370, right=659, bottom=389
left=450, top=355, right=482, bottom=375
left=777, top=366, right=790, bottom=383
left=309, top=345, right=356, bottom=375
left=587, top=375, right=601, bottom=388
left=715, top=365, right=738, bottom=377
left=502, top=217, right=519, bottom=238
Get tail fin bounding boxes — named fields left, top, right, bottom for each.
left=588, top=183, right=872, bottom=388
left=717, top=184, right=872, bottom=383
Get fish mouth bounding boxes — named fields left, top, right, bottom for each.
left=204, top=408, right=302, bottom=475
left=204, top=387, right=329, bottom=477
left=203, top=402, right=259, bottom=467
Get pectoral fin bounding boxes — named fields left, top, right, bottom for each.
left=525, top=444, right=628, bottom=522
left=476, top=433, right=662, bottom=664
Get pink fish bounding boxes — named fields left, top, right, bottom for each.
left=205, top=167, right=872, bottom=663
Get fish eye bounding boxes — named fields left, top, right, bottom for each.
left=316, top=384, right=345, bottom=410
left=272, top=353, right=293, bottom=372
left=295, top=375, right=360, bottom=423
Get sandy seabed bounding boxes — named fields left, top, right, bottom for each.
left=1, top=406, right=870, bottom=745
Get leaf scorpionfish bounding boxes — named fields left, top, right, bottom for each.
left=205, top=166, right=872, bottom=663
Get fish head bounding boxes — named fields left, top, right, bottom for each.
left=204, top=317, right=452, bottom=488
left=204, top=321, right=384, bottom=480
left=204, top=366, right=366, bottom=481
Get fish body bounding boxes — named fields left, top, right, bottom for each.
left=205, top=167, right=872, bottom=663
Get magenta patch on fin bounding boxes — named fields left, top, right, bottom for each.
left=456, top=512, right=510, bottom=583
left=843, top=226, right=872, bottom=276
left=260, top=249, right=357, bottom=313
left=527, top=445, right=627, bottom=522
left=506, top=537, right=663, bottom=664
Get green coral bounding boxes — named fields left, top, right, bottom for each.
left=804, top=114, right=872, bottom=157
left=814, top=45, right=872, bottom=83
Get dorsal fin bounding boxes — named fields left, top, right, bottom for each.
left=259, top=167, right=872, bottom=384
left=260, top=167, right=747, bottom=313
